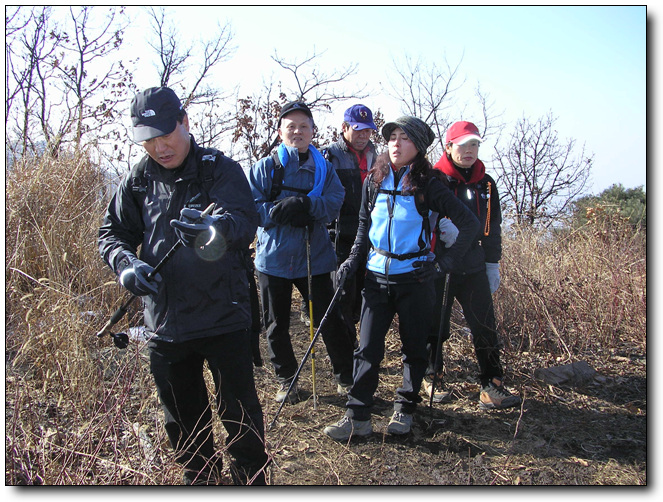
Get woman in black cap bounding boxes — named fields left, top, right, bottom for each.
left=324, top=116, right=480, bottom=441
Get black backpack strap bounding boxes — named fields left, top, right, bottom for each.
left=129, top=157, right=150, bottom=207
left=367, top=173, right=381, bottom=213
left=268, top=151, right=309, bottom=202
left=198, top=151, right=217, bottom=187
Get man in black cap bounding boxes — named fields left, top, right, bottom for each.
left=248, top=101, right=355, bottom=404
left=322, top=104, right=378, bottom=346
left=99, top=86, right=269, bottom=485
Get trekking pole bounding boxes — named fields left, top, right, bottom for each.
left=430, top=272, right=451, bottom=409
left=268, top=274, right=347, bottom=430
left=96, top=202, right=216, bottom=348
left=305, top=224, right=318, bottom=410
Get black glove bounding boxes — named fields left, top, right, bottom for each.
left=170, top=207, right=220, bottom=248
left=117, top=253, right=162, bottom=296
left=270, top=196, right=312, bottom=227
left=412, top=260, right=441, bottom=283
left=336, top=255, right=360, bottom=289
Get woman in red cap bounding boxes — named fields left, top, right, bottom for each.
left=425, top=121, right=521, bottom=410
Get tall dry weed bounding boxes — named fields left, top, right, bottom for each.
left=496, top=216, right=646, bottom=360
left=5, top=153, right=180, bottom=484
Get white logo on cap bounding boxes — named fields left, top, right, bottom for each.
left=141, top=109, right=156, bottom=118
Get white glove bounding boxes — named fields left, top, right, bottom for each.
left=485, top=262, right=500, bottom=294
left=437, top=218, right=459, bottom=248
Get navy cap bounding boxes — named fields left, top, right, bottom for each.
left=278, top=101, right=314, bottom=127
left=131, top=87, right=184, bottom=142
left=344, top=104, right=377, bottom=131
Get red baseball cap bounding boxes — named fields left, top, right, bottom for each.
left=445, top=121, right=482, bottom=145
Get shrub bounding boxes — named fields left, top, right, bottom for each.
left=496, top=215, right=646, bottom=359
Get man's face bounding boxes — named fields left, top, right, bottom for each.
left=446, top=140, right=480, bottom=168
left=142, top=115, right=191, bottom=169
left=343, top=123, right=373, bottom=152
left=278, top=111, right=314, bottom=153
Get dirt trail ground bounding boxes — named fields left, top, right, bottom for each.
left=253, top=296, right=646, bottom=486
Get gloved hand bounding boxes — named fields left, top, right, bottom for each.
left=170, top=207, right=220, bottom=248
left=485, top=262, right=500, bottom=294
left=412, top=260, right=442, bottom=283
left=117, top=253, right=162, bottom=296
left=336, top=255, right=360, bottom=288
left=437, top=218, right=459, bottom=248
left=269, top=196, right=312, bottom=227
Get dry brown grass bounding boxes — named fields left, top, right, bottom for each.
left=497, top=219, right=646, bottom=359
left=5, top=153, right=646, bottom=485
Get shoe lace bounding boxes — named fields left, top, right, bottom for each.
left=392, top=411, right=408, bottom=422
left=490, top=383, right=511, bottom=397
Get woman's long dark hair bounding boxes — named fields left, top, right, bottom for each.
left=368, top=151, right=435, bottom=194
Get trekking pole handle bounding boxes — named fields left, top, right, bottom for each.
left=148, top=202, right=216, bottom=278
left=96, top=202, right=216, bottom=339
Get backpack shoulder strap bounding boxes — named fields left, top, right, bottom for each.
left=268, top=150, right=309, bottom=201
left=367, top=173, right=381, bottom=213
left=268, top=151, right=285, bottom=202
left=129, top=156, right=150, bottom=207
left=198, top=148, right=219, bottom=191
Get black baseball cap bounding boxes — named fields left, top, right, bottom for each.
left=131, top=87, right=184, bottom=142
left=278, top=101, right=314, bottom=127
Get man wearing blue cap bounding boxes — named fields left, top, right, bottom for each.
left=323, top=104, right=378, bottom=346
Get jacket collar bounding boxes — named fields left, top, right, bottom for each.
left=433, top=152, right=485, bottom=184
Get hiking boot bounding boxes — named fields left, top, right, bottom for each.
left=422, top=375, right=452, bottom=403
left=323, top=416, right=372, bottom=441
left=275, top=381, right=300, bottom=403
left=337, top=382, right=352, bottom=396
left=387, top=411, right=413, bottom=435
left=479, top=378, right=521, bottom=410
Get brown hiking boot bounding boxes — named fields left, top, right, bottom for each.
left=422, top=374, right=452, bottom=403
left=479, top=378, right=521, bottom=410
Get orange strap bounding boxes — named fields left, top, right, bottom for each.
left=484, top=182, right=491, bottom=236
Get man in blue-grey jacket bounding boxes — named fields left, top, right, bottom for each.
left=249, top=101, right=355, bottom=404
left=99, top=87, right=268, bottom=485
left=323, top=104, right=379, bottom=345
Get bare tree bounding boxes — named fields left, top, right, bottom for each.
left=386, top=54, right=464, bottom=157
left=272, top=49, right=367, bottom=111
left=492, top=111, right=594, bottom=227
left=5, top=7, right=64, bottom=159
left=232, top=83, right=286, bottom=164
left=145, top=7, right=237, bottom=149
left=232, top=49, right=368, bottom=166
left=5, top=6, right=133, bottom=162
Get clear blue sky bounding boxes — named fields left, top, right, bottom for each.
left=124, top=4, right=647, bottom=195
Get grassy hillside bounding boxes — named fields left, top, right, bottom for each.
left=5, top=153, right=646, bottom=485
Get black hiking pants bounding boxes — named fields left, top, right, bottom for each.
left=346, top=274, right=436, bottom=420
left=332, top=234, right=364, bottom=347
left=257, top=271, right=355, bottom=387
left=426, top=270, right=503, bottom=386
left=149, top=330, right=269, bottom=485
